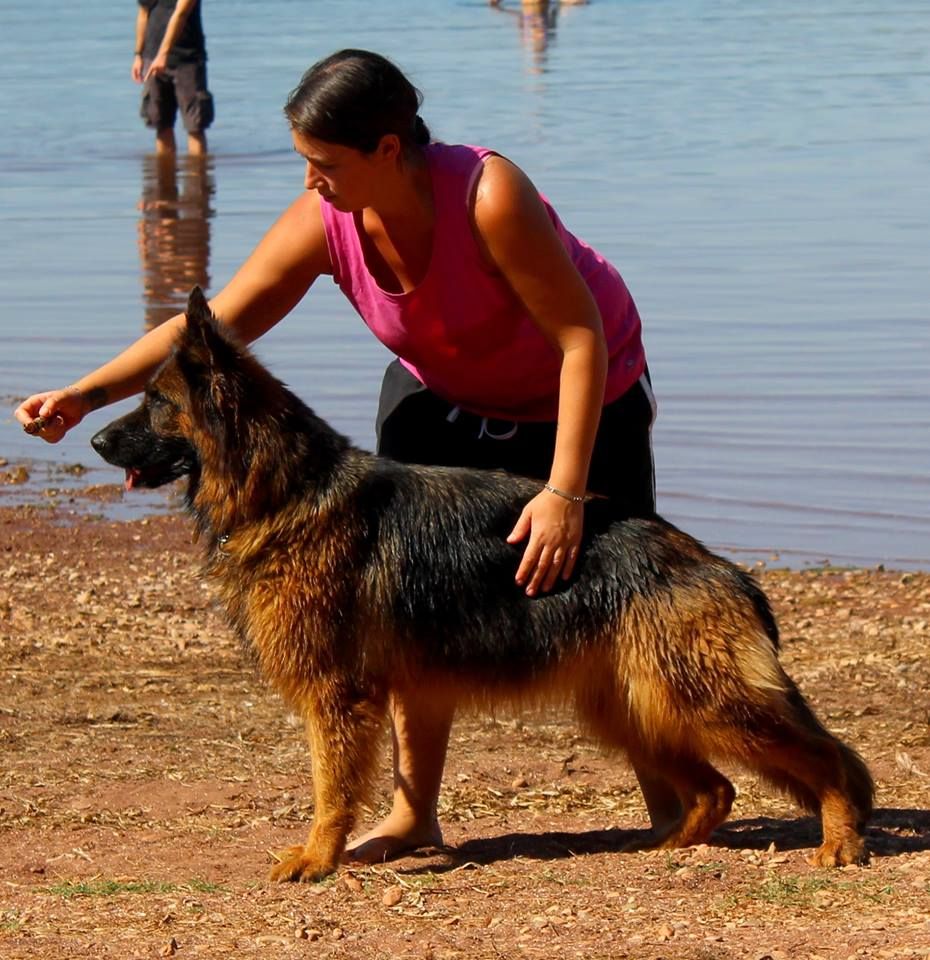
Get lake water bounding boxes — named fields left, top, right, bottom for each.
left=1, top=0, right=928, bottom=569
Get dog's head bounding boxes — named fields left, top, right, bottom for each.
left=92, top=286, right=341, bottom=516
left=90, top=285, right=249, bottom=491
left=90, top=401, right=197, bottom=491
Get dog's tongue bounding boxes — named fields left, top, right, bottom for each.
left=124, top=468, right=142, bottom=491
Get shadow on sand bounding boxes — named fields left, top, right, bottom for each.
left=392, top=807, right=930, bottom=874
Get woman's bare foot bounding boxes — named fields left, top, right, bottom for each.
left=343, top=810, right=444, bottom=865
left=343, top=689, right=453, bottom=865
left=344, top=690, right=453, bottom=864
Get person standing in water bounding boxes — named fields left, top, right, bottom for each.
left=132, top=0, right=214, bottom=156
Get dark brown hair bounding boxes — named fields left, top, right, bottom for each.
left=284, top=49, right=431, bottom=153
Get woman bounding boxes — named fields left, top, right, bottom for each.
left=16, top=49, right=678, bottom=862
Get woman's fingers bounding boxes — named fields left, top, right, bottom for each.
left=524, top=545, right=552, bottom=597
left=15, top=389, right=83, bottom=444
left=541, top=547, right=565, bottom=593
left=519, top=539, right=577, bottom=596
left=561, top=544, right=579, bottom=581
left=514, top=534, right=543, bottom=591
left=509, top=491, right=584, bottom=596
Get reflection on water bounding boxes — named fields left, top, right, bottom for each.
left=137, top=154, right=214, bottom=330
left=489, top=0, right=588, bottom=74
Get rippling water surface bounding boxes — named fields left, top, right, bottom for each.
left=1, top=0, right=928, bottom=568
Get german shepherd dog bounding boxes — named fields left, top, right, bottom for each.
left=91, top=288, right=873, bottom=881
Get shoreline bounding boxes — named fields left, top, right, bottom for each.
left=2, top=468, right=926, bottom=574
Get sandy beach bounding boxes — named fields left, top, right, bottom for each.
left=1, top=487, right=929, bottom=959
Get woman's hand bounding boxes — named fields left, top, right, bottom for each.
left=507, top=488, right=584, bottom=596
left=14, top=387, right=87, bottom=444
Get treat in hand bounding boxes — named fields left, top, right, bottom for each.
left=23, top=415, right=53, bottom=435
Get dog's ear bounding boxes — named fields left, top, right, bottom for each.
left=183, top=285, right=224, bottom=359
left=186, top=285, right=212, bottom=328
left=178, top=286, right=248, bottom=437
left=180, top=285, right=238, bottom=373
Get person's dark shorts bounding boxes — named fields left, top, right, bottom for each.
left=376, top=360, right=657, bottom=517
left=141, top=61, right=214, bottom=134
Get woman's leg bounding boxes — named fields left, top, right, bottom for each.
left=353, top=363, right=534, bottom=859
left=344, top=689, right=453, bottom=863
left=354, top=363, right=676, bottom=857
left=345, top=362, right=461, bottom=861
left=588, top=374, right=682, bottom=829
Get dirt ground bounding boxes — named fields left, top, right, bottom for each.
left=1, top=485, right=929, bottom=960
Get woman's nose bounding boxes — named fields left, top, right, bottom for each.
left=305, top=163, right=322, bottom=191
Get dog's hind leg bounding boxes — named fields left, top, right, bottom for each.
left=622, top=755, right=735, bottom=852
left=759, top=750, right=866, bottom=867
left=579, top=716, right=684, bottom=835
left=269, top=688, right=387, bottom=883
left=724, top=679, right=872, bottom=867
left=574, top=688, right=727, bottom=849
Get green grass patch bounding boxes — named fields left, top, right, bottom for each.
left=45, top=879, right=225, bottom=899
left=724, top=873, right=833, bottom=908
left=723, top=873, right=893, bottom=910
left=186, top=879, right=226, bottom=894
left=1, top=910, right=23, bottom=933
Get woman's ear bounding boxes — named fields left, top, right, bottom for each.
left=376, top=133, right=402, bottom=164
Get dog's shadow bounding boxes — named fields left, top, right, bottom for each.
left=396, top=808, right=930, bottom=875
left=714, top=807, right=930, bottom=857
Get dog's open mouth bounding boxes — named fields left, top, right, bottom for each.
left=122, top=458, right=192, bottom=491
left=92, top=414, right=197, bottom=491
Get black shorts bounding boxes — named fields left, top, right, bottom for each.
left=140, top=61, right=214, bottom=134
left=376, top=360, right=657, bottom=516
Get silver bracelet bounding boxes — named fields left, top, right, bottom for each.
left=543, top=482, right=587, bottom=503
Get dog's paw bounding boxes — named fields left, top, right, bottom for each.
left=808, top=836, right=868, bottom=868
left=268, top=844, right=338, bottom=883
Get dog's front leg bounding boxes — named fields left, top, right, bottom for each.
left=269, top=688, right=386, bottom=883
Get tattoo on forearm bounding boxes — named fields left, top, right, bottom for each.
left=85, top=387, right=108, bottom=412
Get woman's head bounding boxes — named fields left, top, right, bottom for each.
left=284, top=49, right=431, bottom=154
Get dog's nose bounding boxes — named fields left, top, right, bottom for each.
left=90, top=429, right=111, bottom=458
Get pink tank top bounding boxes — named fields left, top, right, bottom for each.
left=320, top=143, right=645, bottom=421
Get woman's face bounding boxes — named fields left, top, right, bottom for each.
left=291, top=130, right=388, bottom=211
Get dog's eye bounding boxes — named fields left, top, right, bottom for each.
left=146, top=389, right=170, bottom=408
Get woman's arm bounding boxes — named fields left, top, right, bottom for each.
left=15, top=191, right=330, bottom=442
left=471, top=155, right=609, bottom=595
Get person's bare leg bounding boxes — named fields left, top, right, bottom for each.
left=155, top=127, right=177, bottom=156
left=187, top=131, right=207, bottom=156
left=344, top=690, right=453, bottom=864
